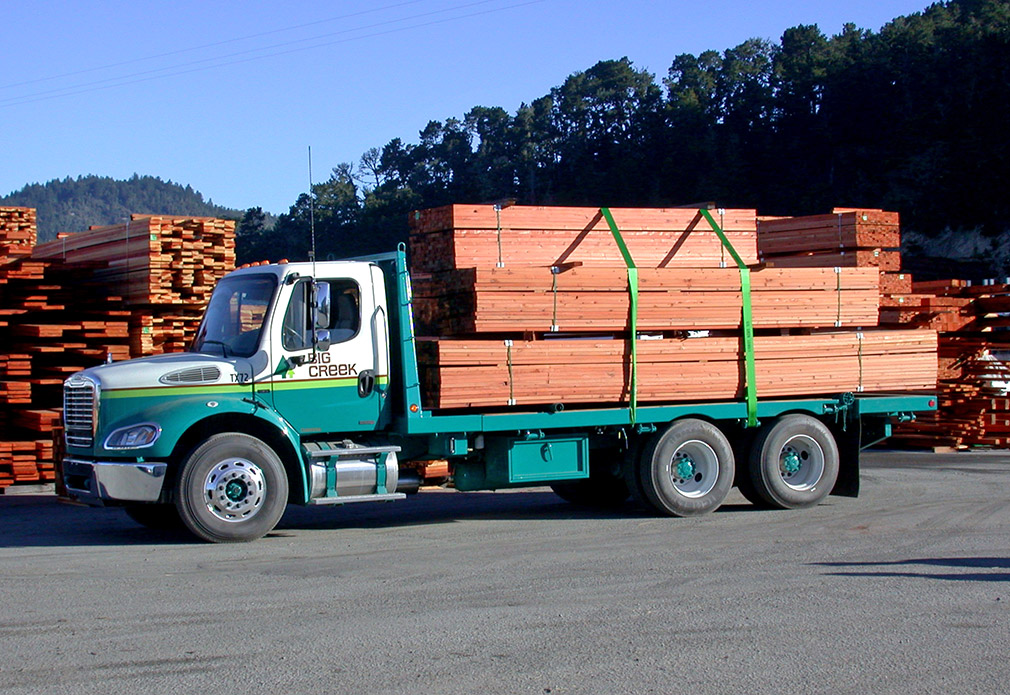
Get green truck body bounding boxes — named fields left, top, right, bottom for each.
left=58, top=247, right=936, bottom=542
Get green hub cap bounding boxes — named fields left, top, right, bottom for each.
left=675, top=456, right=696, bottom=481
left=781, top=450, right=802, bottom=475
left=225, top=479, right=247, bottom=502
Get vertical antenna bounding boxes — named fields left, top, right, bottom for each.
left=308, top=145, right=317, bottom=276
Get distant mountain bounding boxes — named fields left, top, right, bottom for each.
left=1, top=174, right=243, bottom=242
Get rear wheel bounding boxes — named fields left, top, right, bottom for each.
left=638, top=419, right=734, bottom=517
left=175, top=433, right=288, bottom=543
left=748, top=414, right=839, bottom=509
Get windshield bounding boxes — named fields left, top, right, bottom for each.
left=192, top=273, right=277, bottom=357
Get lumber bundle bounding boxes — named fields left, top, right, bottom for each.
left=413, top=266, right=881, bottom=334
left=412, top=203, right=935, bottom=412
left=758, top=209, right=901, bottom=271
left=409, top=204, right=759, bottom=272
left=32, top=215, right=236, bottom=305
left=0, top=207, right=36, bottom=261
left=889, top=281, right=1010, bottom=448
left=418, top=330, right=937, bottom=409
left=0, top=209, right=236, bottom=489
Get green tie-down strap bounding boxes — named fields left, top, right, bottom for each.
left=600, top=208, right=640, bottom=425
left=699, top=208, right=759, bottom=428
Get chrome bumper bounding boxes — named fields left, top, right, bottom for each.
left=62, top=458, right=168, bottom=505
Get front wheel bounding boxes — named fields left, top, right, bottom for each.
left=638, top=419, right=734, bottom=517
left=748, top=414, right=839, bottom=509
left=175, top=433, right=289, bottom=543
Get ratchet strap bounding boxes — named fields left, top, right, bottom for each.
left=699, top=208, right=759, bottom=428
left=600, top=208, right=640, bottom=425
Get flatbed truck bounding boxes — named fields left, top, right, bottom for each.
left=58, top=247, right=936, bottom=542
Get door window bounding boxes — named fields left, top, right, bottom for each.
left=281, top=279, right=360, bottom=351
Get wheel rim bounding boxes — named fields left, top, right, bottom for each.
left=777, top=434, right=825, bottom=491
left=203, top=458, right=267, bottom=522
left=668, top=439, right=719, bottom=498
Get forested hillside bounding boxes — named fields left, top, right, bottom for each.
left=241, top=0, right=1010, bottom=271
left=0, top=175, right=241, bottom=242
left=3, top=1, right=1006, bottom=271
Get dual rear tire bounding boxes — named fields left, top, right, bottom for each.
left=622, top=414, right=840, bottom=517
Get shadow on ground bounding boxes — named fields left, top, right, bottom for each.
left=815, top=556, right=1010, bottom=582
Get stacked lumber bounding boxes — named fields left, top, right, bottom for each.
left=0, top=210, right=235, bottom=489
left=410, top=205, right=759, bottom=272
left=413, top=204, right=936, bottom=411
left=413, top=266, right=881, bottom=334
left=419, top=330, right=937, bottom=409
left=890, top=281, right=1010, bottom=448
left=758, top=209, right=901, bottom=271
left=1, top=207, right=36, bottom=262
left=33, top=215, right=235, bottom=305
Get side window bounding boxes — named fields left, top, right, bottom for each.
left=281, top=279, right=360, bottom=351
left=281, top=281, right=311, bottom=351
left=327, top=281, right=361, bottom=343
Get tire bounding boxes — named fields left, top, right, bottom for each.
left=748, top=414, right=839, bottom=509
left=638, top=419, right=734, bottom=517
left=124, top=504, right=183, bottom=531
left=551, top=448, right=630, bottom=508
left=175, top=433, right=289, bottom=543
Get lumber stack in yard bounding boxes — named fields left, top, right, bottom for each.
left=0, top=209, right=235, bottom=488
left=414, top=204, right=937, bottom=410
left=886, top=281, right=1010, bottom=448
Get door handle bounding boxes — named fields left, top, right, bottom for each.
left=358, top=370, right=376, bottom=398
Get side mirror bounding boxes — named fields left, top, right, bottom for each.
left=313, top=282, right=331, bottom=329
left=314, top=329, right=331, bottom=353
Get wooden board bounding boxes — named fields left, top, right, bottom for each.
left=413, top=266, right=881, bottom=334
left=409, top=204, right=759, bottom=272
left=419, top=329, right=938, bottom=409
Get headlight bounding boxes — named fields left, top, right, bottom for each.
left=104, top=424, right=161, bottom=450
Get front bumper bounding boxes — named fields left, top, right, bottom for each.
left=62, top=458, right=168, bottom=505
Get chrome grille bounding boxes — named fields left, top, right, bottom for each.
left=64, top=376, right=97, bottom=447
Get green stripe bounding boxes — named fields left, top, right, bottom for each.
left=104, top=375, right=389, bottom=398
left=272, top=375, right=389, bottom=392
left=103, top=384, right=250, bottom=399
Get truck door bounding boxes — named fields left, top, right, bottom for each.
left=268, top=265, right=388, bottom=435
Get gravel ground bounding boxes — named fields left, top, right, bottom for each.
left=1, top=449, right=1008, bottom=694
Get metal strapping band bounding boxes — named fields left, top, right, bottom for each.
left=505, top=339, right=515, bottom=405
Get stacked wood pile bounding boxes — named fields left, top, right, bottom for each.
left=413, top=204, right=937, bottom=410
left=1, top=207, right=36, bottom=261
left=413, top=266, right=881, bottom=334
left=758, top=209, right=902, bottom=271
left=887, top=280, right=1010, bottom=448
left=410, top=205, right=759, bottom=271
left=0, top=210, right=235, bottom=489
left=755, top=206, right=1010, bottom=449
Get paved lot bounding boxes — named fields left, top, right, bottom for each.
left=1, top=450, right=1009, bottom=694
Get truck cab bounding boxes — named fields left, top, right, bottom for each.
left=60, top=259, right=410, bottom=542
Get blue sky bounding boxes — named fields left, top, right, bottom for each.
left=2, top=0, right=933, bottom=216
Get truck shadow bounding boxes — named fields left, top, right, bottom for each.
left=274, top=489, right=758, bottom=533
left=814, top=557, right=1010, bottom=583
left=0, top=490, right=759, bottom=548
